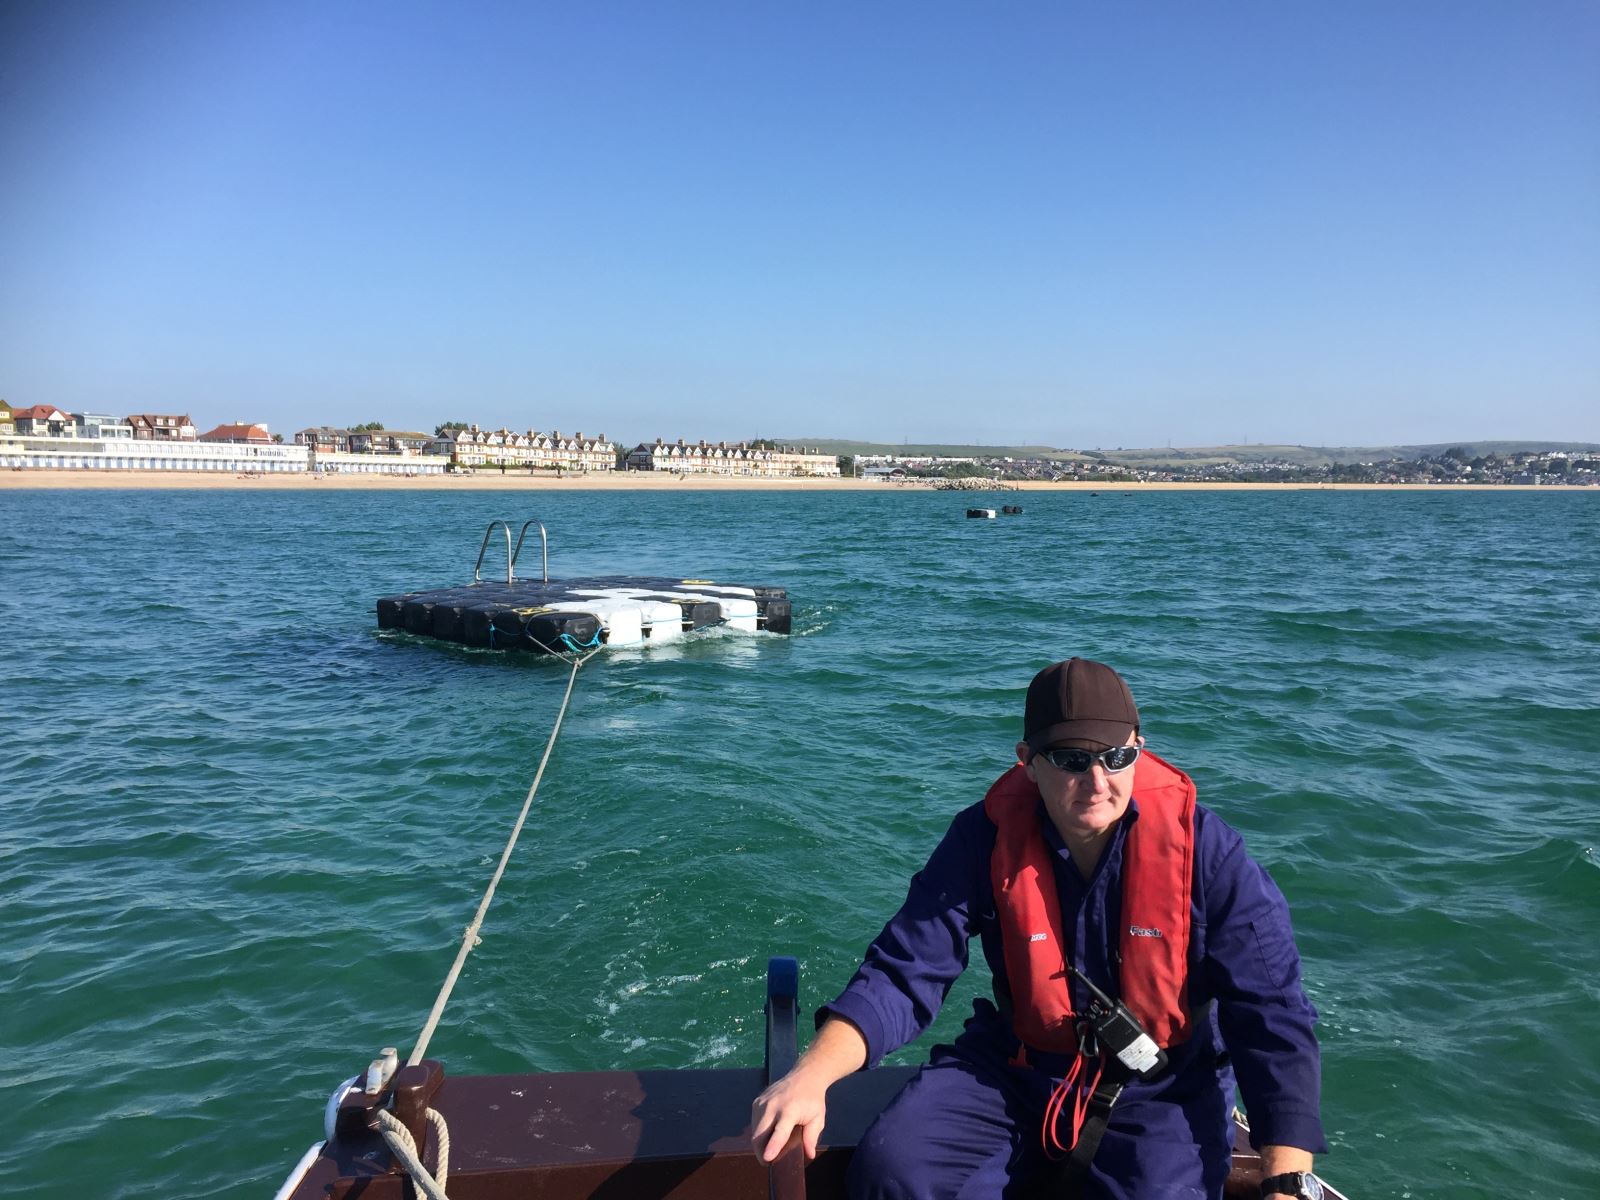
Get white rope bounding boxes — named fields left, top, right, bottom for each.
left=376, top=1108, right=451, bottom=1200
left=407, top=646, right=600, bottom=1067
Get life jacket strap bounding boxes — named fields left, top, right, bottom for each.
left=1037, top=1061, right=1131, bottom=1199
left=1062, top=1067, right=1129, bottom=1186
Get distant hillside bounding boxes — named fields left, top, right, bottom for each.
left=1390, top=440, right=1600, bottom=459
left=1092, top=441, right=1600, bottom=468
left=778, top=438, right=1600, bottom=468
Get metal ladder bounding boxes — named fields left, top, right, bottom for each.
left=473, top=519, right=548, bottom=585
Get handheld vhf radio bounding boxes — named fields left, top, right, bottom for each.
left=1064, top=964, right=1169, bottom=1080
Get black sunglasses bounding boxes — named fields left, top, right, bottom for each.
left=1037, top=745, right=1141, bottom=774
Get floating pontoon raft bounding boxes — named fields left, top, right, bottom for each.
left=376, top=520, right=791, bottom=652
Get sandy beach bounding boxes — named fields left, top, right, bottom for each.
left=0, top=469, right=1568, bottom=492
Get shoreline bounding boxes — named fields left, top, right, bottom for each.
left=0, top=470, right=1579, bottom=492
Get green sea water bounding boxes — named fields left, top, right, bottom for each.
left=3, top=487, right=1597, bottom=1200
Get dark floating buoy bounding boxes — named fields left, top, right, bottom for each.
left=377, top=519, right=791, bottom=654
left=1001, top=505, right=1023, bottom=514
left=966, top=508, right=997, bottom=519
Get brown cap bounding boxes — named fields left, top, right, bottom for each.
left=1023, top=658, right=1140, bottom=750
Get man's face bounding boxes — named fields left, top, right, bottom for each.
left=1018, top=731, right=1141, bottom=842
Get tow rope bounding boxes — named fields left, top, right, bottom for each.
left=407, top=641, right=598, bottom=1067
left=385, top=639, right=602, bottom=1199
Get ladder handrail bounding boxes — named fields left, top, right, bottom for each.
left=473, top=520, right=515, bottom=584
left=510, top=520, right=549, bottom=583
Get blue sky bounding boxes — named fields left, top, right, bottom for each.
left=2, top=1, right=1595, bottom=449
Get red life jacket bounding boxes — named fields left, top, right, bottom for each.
left=983, top=752, right=1197, bottom=1057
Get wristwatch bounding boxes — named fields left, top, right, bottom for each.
left=1260, top=1172, right=1324, bottom=1200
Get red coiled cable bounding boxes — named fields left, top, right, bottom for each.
left=1041, top=1051, right=1107, bottom=1160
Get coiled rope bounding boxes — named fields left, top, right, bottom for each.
left=383, top=640, right=600, bottom=1199
left=376, top=1109, right=450, bottom=1200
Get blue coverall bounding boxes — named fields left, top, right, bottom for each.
left=820, top=785, right=1327, bottom=1200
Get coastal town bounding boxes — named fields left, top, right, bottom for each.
left=1, top=400, right=1593, bottom=486
left=0, top=401, right=839, bottom=478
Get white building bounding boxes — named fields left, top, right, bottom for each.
left=0, top=434, right=311, bottom=472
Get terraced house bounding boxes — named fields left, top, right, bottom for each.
left=625, top=438, right=840, bottom=477
left=428, top=426, right=617, bottom=471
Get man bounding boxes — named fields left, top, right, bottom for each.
left=752, top=658, right=1327, bottom=1199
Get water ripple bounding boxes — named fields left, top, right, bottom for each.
left=1, top=487, right=1597, bottom=1198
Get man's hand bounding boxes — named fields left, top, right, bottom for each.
left=751, top=1061, right=832, bottom=1162
left=750, top=1017, right=868, bottom=1163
